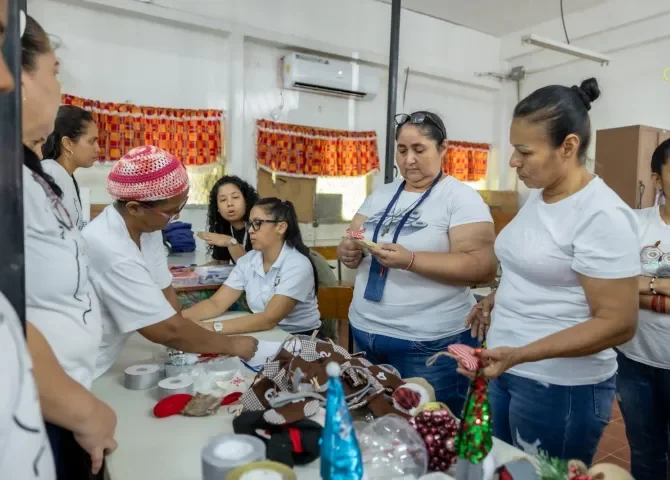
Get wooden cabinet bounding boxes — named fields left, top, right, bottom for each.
left=595, top=125, right=670, bottom=209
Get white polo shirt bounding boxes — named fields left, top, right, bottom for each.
left=488, top=178, right=640, bottom=386
left=0, top=293, right=55, bottom=479
left=41, top=159, right=84, bottom=230
left=224, top=243, right=321, bottom=334
left=82, top=206, right=176, bottom=378
left=24, top=165, right=102, bottom=389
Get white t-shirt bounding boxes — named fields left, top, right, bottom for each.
left=618, top=206, right=670, bottom=369
left=24, top=165, right=102, bottom=389
left=488, top=177, right=640, bottom=386
left=349, top=176, right=493, bottom=341
left=41, top=159, right=84, bottom=230
left=0, top=293, right=55, bottom=480
left=82, top=206, right=176, bottom=378
left=224, top=243, right=321, bottom=334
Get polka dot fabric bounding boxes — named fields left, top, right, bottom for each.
left=107, top=145, right=189, bottom=202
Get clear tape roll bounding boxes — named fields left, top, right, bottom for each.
left=124, top=364, right=162, bottom=390
left=157, top=376, right=194, bottom=399
left=201, top=434, right=266, bottom=480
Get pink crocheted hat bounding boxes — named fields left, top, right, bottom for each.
left=107, top=146, right=189, bottom=202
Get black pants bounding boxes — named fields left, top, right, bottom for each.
left=45, top=422, right=94, bottom=480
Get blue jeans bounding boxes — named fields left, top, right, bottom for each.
left=350, top=326, right=479, bottom=417
left=616, top=351, right=670, bottom=480
left=489, top=372, right=615, bottom=464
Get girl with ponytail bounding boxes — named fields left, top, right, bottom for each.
left=183, top=197, right=322, bottom=336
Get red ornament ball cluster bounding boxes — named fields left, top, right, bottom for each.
left=409, top=409, right=459, bottom=472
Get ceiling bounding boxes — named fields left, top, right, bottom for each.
left=375, top=0, right=608, bottom=37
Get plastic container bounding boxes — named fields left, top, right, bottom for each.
left=195, top=265, right=235, bottom=285
left=171, top=270, right=199, bottom=287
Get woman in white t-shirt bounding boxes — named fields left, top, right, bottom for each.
left=18, top=13, right=117, bottom=478
left=336, top=111, right=497, bottom=416
left=184, top=198, right=322, bottom=336
left=41, top=105, right=101, bottom=230
left=616, top=138, right=670, bottom=479
left=466, top=78, right=639, bottom=464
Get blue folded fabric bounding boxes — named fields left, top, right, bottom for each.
left=163, top=221, right=192, bottom=233
left=163, top=221, right=196, bottom=253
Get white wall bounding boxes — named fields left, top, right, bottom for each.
left=497, top=0, right=670, bottom=202
left=31, top=0, right=504, bottom=259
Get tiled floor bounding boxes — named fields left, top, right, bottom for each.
left=594, top=399, right=631, bottom=470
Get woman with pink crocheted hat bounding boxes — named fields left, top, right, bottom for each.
left=82, top=146, right=258, bottom=378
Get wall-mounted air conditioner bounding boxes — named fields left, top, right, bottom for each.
left=282, top=52, right=379, bottom=100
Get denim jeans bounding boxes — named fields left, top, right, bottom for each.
left=616, top=351, right=670, bottom=480
left=489, top=372, right=615, bottom=464
left=350, top=326, right=479, bottom=417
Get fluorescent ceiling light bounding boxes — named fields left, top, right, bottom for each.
left=521, top=34, right=610, bottom=66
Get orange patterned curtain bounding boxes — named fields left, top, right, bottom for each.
left=443, top=141, right=489, bottom=181
left=256, top=119, right=380, bottom=177
left=61, top=94, right=223, bottom=166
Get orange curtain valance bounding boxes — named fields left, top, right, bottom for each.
left=61, top=94, right=223, bottom=166
left=443, top=141, right=489, bottom=182
left=256, top=119, right=380, bottom=177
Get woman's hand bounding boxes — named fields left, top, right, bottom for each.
left=197, top=232, right=232, bottom=247
left=369, top=243, right=413, bottom=270
left=480, top=347, right=523, bottom=379
left=73, top=399, right=118, bottom=474
left=465, top=291, right=495, bottom=341
left=337, top=237, right=363, bottom=269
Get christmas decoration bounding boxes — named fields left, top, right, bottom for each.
left=534, top=451, right=634, bottom=480
left=409, top=407, right=459, bottom=472
left=320, top=362, right=363, bottom=480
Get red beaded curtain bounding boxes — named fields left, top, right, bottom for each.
left=256, top=119, right=380, bottom=177
left=61, top=94, right=223, bottom=166
left=443, top=141, right=489, bottom=181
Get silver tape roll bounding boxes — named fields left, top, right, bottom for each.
left=157, top=376, right=194, bottom=399
left=124, top=364, right=162, bottom=390
left=201, top=434, right=266, bottom=480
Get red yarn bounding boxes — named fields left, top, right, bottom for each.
left=153, top=393, right=193, bottom=418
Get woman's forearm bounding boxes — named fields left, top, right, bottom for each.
left=515, top=315, right=635, bottom=365
left=228, top=244, right=246, bottom=263
left=219, top=313, right=276, bottom=335
left=27, top=323, right=99, bottom=432
left=410, top=250, right=497, bottom=286
left=640, top=276, right=670, bottom=296
left=182, top=298, right=223, bottom=322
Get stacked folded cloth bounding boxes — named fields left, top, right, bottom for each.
left=163, top=221, right=196, bottom=253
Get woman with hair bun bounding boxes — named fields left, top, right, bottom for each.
left=465, top=78, right=640, bottom=464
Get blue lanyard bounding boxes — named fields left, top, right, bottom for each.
left=371, top=172, right=443, bottom=244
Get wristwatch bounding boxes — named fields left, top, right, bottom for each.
left=213, top=321, right=223, bottom=333
left=228, top=238, right=238, bottom=247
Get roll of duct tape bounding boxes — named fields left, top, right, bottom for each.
left=226, top=461, right=297, bottom=480
left=157, top=376, right=194, bottom=399
left=201, top=434, right=266, bottom=480
left=123, top=364, right=162, bottom=390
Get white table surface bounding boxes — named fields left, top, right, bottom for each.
left=93, top=315, right=527, bottom=480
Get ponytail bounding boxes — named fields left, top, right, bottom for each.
left=254, top=197, right=319, bottom=294
left=42, top=105, right=94, bottom=161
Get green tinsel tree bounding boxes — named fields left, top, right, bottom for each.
left=453, top=367, right=493, bottom=464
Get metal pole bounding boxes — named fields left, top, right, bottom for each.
left=0, top=0, right=27, bottom=332
left=383, top=0, right=401, bottom=184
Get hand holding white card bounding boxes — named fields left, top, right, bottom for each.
left=247, top=340, right=283, bottom=368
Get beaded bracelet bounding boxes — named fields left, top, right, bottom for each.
left=404, top=251, right=415, bottom=271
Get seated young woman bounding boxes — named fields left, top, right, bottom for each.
left=197, top=175, right=259, bottom=264
left=183, top=198, right=322, bottom=336
left=82, top=146, right=258, bottom=377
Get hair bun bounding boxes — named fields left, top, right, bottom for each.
left=572, top=78, right=600, bottom=110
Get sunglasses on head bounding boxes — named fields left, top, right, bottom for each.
left=394, top=112, right=447, bottom=142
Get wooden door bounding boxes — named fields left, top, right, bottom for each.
left=636, top=127, right=660, bottom=209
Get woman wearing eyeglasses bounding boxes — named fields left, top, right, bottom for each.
left=81, top=146, right=258, bottom=377
left=182, top=198, right=322, bottom=336
left=336, top=111, right=497, bottom=416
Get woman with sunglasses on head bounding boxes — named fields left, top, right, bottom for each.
left=465, top=79, right=639, bottom=465
left=18, top=13, right=118, bottom=479
left=197, top=175, right=259, bottom=264
left=82, top=146, right=258, bottom=378
left=336, top=111, right=497, bottom=416
left=183, top=198, right=321, bottom=336
left=41, top=105, right=101, bottom=230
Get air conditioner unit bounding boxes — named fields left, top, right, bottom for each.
left=282, top=52, right=379, bottom=100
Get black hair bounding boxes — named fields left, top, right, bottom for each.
left=652, top=138, right=670, bottom=176
left=395, top=110, right=447, bottom=147
left=42, top=105, right=94, bottom=160
left=254, top=197, right=319, bottom=294
left=21, top=15, right=62, bottom=197
left=513, top=78, right=600, bottom=164
left=206, top=175, right=259, bottom=257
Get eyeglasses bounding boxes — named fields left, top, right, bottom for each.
left=394, top=112, right=447, bottom=142
left=245, top=219, right=280, bottom=232
left=139, top=198, right=188, bottom=224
